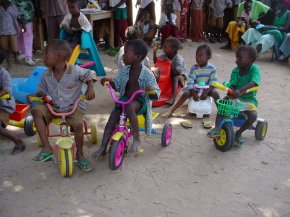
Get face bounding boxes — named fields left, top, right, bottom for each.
left=196, top=49, right=209, bottom=67
left=163, top=42, right=176, bottom=57
left=165, top=6, right=172, bottom=15
left=236, top=50, right=252, bottom=69
left=68, top=2, right=80, bottom=16
left=123, top=45, right=140, bottom=65
left=43, top=46, right=60, bottom=67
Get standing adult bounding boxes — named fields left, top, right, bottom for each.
left=135, top=0, right=156, bottom=23
left=13, top=0, right=35, bottom=66
left=40, top=0, right=69, bottom=42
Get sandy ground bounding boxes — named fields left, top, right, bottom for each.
left=0, top=42, right=290, bottom=217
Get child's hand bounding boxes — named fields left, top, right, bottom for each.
left=230, top=89, right=240, bottom=99
left=199, top=92, right=208, bottom=100
left=27, top=94, right=37, bottom=103
left=151, top=42, right=158, bottom=53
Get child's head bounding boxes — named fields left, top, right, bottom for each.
left=244, top=1, right=252, bottom=13
left=164, top=3, right=173, bottom=15
left=0, top=48, right=8, bottom=65
left=196, top=44, right=212, bottom=67
left=125, top=25, right=141, bottom=40
left=0, top=0, right=11, bottom=8
left=163, top=37, right=180, bottom=57
left=123, top=39, right=148, bottom=65
left=236, top=45, right=256, bottom=69
left=142, top=11, right=151, bottom=23
left=67, top=0, right=80, bottom=16
left=44, top=39, right=72, bottom=67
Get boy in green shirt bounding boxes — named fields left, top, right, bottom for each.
left=208, top=45, right=261, bottom=146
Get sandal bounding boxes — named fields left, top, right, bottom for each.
left=180, top=120, right=193, bottom=129
left=34, top=151, right=53, bottom=162
left=235, top=134, right=245, bottom=147
left=207, top=129, right=220, bottom=139
left=78, top=159, right=93, bottom=172
left=202, top=117, right=213, bottom=129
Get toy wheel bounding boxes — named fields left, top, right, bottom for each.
left=214, top=122, right=235, bottom=152
left=161, top=123, right=172, bottom=147
left=24, top=115, right=36, bottom=136
left=36, top=133, right=43, bottom=147
left=255, top=121, right=268, bottom=140
left=59, top=148, right=73, bottom=177
left=109, top=137, right=125, bottom=170
left=89, top=122, right=98, bottom=144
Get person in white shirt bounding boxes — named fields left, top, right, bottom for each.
left=135, top=0, right=156, bottom=23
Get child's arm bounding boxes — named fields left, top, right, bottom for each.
left=145, top=72, right=161, bottom=100
left=85, top=80, right=95, bottom=100
left=231, top=81, right=257, bottom=98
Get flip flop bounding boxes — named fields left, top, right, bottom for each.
left=78, top=159, right=93, bottom=172
left=33, top=152, right=54, bottom=162
left=202, top=118, right=213, bottom=129
left=180, top=120, right=193, bottom=129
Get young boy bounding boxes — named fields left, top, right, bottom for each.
left=60, top=0, right=92, bottom=48
left=93, top=39, right=160, bottom=159
left=0, top=48, right=25, bottom=155
left=152, top=37, right=186, bottom=105
left=163, top=44, right=220, bottom=128
left=28, top=39, right=97, bottom=172
left=208, top=45, right=260, bottom=146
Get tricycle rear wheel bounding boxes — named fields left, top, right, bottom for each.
left=255, top=121, right=268, bottom=140
left=24, top=115, right=36, bottom=136
left=161, top=123, right=172, bottom=147
left=214, top=122, right=235, bottom=152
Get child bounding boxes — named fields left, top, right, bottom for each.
left=136, top=11, right=158, bottom=46
left=28, top=39, right=97, bottom=172
left=189, top=0, right=204, bottom=42
left=208, top=45, right=260, bottom=146
left=93, top=39, right=160, bottom=159
left=159, top=3, right=179, bottom=45
left=60, top=0, right=92, bottom=48
left=0, top=48, right=25, bottom=155
left=152, top=37, right=186, bottom=105
left=163, top=44, right=220, bottom=128
left=0, top=0, right=21, bottom=69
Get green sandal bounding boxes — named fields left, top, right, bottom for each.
left=34, top=151, right=53, bottom=162
left=235, top=134, right=245, bottom=147
left=207, top=129, right=220, bottom=139
left=78, top=159, right=93, bottom=172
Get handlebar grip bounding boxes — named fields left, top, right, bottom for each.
left=0, top=94, right=10, bottom=100
left=103, top=81, right=109, bottom=87
left=212, top=82, right=228, bottom=91
left=246, top=86, right=259, bottom=93
left=80, top=95, right=87, bottom=100
left=29, top=96, right=43, bottom=102
left=146, top=89, right=156, bottom=95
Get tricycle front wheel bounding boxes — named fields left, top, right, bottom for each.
left=161, top=123, right=172, bottom=147
left=109, top=138, right=126, bottom=170
left=59, top=148, right=73, bottom=177
left=214, top=122, right=235, bottom=152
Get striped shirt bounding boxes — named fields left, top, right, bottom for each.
left=187, top=63, right=217, bottom=89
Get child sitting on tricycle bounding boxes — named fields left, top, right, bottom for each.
left=0, top=48, right=25, bottom=154
left=28, top=39, right=97, bottom=172
left=93, top=39, right=160, bottom=159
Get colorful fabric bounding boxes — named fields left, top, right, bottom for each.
left=37, top=64, right=97, bottom=113
left=0, top=67, right=16, bottom=114
left=237, top=0, right=269, bottom=21
left=113, top=64, right=160, bottom=135
left=160, top=24, right=179, bottom=43
left=187, top=63, right=217, bottom=89
left=190, top=0, right=204, bottom=10
left=180, top=0, right=189, bottom=39
left=0, top=3, right=20, bottom=35
left=17, top=22, right=33, bottom=58
left=229, top=64, right=261, bottom=107
left=190, top=9, right=203, bottom=41
left=114, top=7, right=127, bottom=20
left=226, top=21, right=246, bottom=49
left=109, top=0, right=126, bottom=8
left=12, top=0, right=34, bottom=23
left=114, top=19, right=128, bottom=47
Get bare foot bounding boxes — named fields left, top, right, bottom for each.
left=11, top=140, right=26, bottom=155
left=166, top=98, right=175, bottom=106
left=130, top=140, right=141, bottom=153
left=92, top=145, right=106, bottom=159
left=162, top=110, right=173, bottom=119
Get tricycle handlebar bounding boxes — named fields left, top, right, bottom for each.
left=0, top=94, right=10, bottom=100
left=212, top=82, right=259, bottom=95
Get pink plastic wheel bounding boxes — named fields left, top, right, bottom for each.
left=109, top=138, right=125, bottom=170
left=161, top=123, right=172, bottom=147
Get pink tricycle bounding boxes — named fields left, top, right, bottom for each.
left=106, top=83, right=173, bottom=170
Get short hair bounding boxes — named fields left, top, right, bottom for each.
left=196, top=44, right=212, bottom=59
left=47, top=39, right=72, bottom=60
left=125, top=25, right=141, bottom=40
left=0, top=48, right=7, bottom=65
left=164, top=37, right=180, bottom=51
left=244, top=1, right=252, bottom=8
left=125, top=39, right=148, bottom=61
left=237, top=45, right=257, bottom=62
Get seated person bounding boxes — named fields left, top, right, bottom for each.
left=163, top=44, right=220, bottom=128
left=0, top=48, right=25, bottom=155
left=159, top=3, right=179, bottom=45
left=60, top=0, right=92, bottom=47
left=279, top=32, right=290, bottom=61
left=208, top=45, right=260, bottom=146
left=28, top=39, right=97, bottom=172
left=152, top=37, right=186, bottom=105
left=93, top=39, right=160, bottom=159
left=136, top=11, right=158, bottom=45
left=221, top=0, right=270, bottom=49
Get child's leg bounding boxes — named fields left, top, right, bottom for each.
left=208, top=88, right=220, bottom=107
left=125, top=100, right=142, bottom=152
left=10, top=35, right=19, bottom=64
left=236, top=110, right=257, bottom=137
left=166, top=74, right=179, bottom=105
left=0, top=36, right=11, bottom=68
left=163, top=89, right=191, bottom=119
left=93, top=110, right=121, bottom=159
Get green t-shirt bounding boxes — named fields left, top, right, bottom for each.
left=229, top=64, right=261, bottom=107
left=237, top=0, right=270, bottom=21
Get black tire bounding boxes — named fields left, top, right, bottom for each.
left=109, top=138, right=125, bottom=170
left=161, top=123, right=172, bottom=147
left=255, top=121, right=268, bottom=141
left=214, top=122, right=235, bottom=152
left=24, top=115, right=36, bottom=136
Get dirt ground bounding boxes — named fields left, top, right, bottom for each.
left=0, top=42, right=290, bottom=217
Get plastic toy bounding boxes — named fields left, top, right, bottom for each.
left=210, top=82, right=268, bottom=152
left=187, top=82, right=213, bottom=118
left=105, top=82, right=172, bottom=170
left=60, top=29, right=106, bottom=76
left=29, top=96, right=97, bottom=177
left=152, top=58, right=181, bottom=107
left=0, top=94, right=36, bottom=136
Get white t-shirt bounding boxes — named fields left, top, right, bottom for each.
left=159, top=13, right=177, bottom=27
left=109, top=0, right=126, bottom=8
left=173, top=0, right=181, bottom=11
left=60, top=12, right=92, bottom=32
left=140, top=0, right=153, bottom=8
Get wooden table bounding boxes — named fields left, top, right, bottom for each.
left=83, top=10, right=114, bottom=48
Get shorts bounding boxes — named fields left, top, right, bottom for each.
left=113, top=95, right=147, bottom=115
left=31, top=104, right=84, bottom=126
left=0, top=110, right=9, bottom=128
left=0, top=35, right=18, bottom=53
left=237, top=100, right=257, bottom=112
